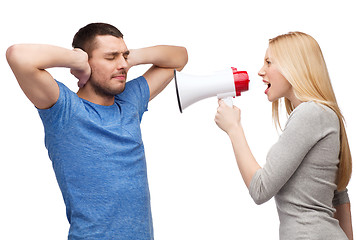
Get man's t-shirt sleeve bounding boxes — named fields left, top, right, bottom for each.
left=37, top=80, right=78, bottom=131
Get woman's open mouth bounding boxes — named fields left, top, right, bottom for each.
left=263, top=80, right=271, bottom=94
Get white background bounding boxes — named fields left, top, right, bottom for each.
left=0, top=0, right=356, bottom=239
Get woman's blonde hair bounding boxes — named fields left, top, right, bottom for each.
left=269, top=31, right=352, bottom=190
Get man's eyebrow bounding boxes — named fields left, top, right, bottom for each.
left=104, top=50, right=130, bottom=56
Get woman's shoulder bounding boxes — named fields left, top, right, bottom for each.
left=287, top=101, right=339, bottom=128
left=292, top=101, right=336, bottom=117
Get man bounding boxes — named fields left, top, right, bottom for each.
left=6, top=22, right=188, bottom=239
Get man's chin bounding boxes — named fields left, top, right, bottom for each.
left=113, top=86, right=126, bottom=95
left=92, top=83, right=126, bottom=97
left=107, top=84, right=126, bottom=96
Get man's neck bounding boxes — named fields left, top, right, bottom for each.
left=77, top=86, right=115, bottom=106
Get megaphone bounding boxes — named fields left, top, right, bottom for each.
left=174, top=67, right=250, bottom=113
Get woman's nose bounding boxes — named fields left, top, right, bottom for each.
left=258, top=67, right=265, bottom=77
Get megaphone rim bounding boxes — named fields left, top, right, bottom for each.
left=174, top=70, right=183, bottom=113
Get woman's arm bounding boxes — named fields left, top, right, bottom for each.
left=215, top=101, right=330, bottom=205
left=335, top=203, right=353, bottom=239
left=215, top=100, right=261, bottom=188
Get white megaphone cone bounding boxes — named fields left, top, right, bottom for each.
left=174, top=67, right=249, bottom=113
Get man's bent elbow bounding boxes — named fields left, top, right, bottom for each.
left=176, top=47, right=188, bottom=72
left=6, top=44, right=19, bottom=66
left=6, top=44, right=31, bottom=71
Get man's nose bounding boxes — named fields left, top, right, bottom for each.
left=117, top=56, right=128, bottom=69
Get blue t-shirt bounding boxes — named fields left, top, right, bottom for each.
left=38, top=76, right=153, bottom=240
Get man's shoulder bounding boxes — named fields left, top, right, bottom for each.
left=37, top=80, right=81, bottom=120
left=115, top=76, right=148, bottom=100
left=55, top=80, right=76, bottom=95
left=124, top=76, right=148, bottom=91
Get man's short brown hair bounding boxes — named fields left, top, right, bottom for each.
left=72, top=23, right=123, bottom=57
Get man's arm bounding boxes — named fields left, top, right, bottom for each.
left=6, top=44, right=90, bottom=109
left=127, top=45, right=188, bottom=101
left=334, top=203, right=354, bottom=239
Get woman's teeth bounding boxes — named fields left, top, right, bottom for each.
left=264, top=81, right=271, bottom=94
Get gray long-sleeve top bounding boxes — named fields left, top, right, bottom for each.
left=249, top=101, right=349, bottom=239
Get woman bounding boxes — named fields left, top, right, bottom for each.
left=215, top=32, right=353, bottom=239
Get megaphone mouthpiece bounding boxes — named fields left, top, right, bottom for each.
left=232, top=67, right=250, bottom=96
